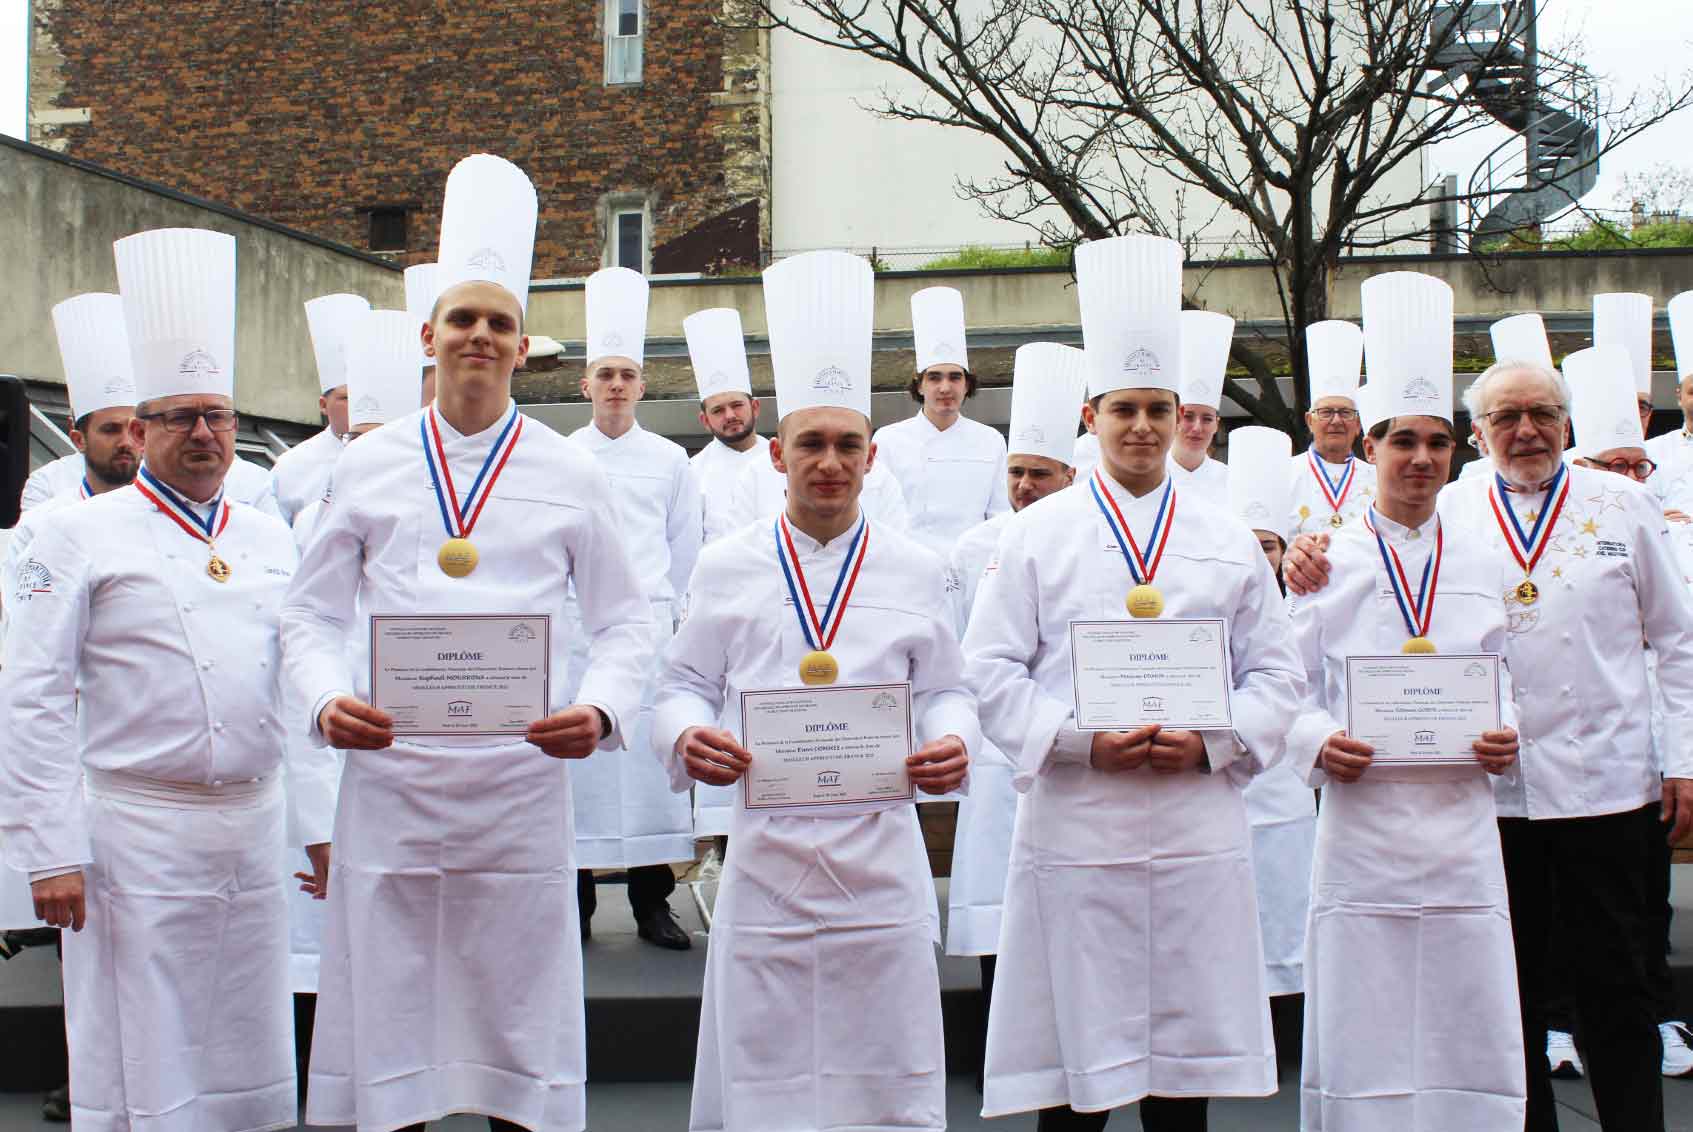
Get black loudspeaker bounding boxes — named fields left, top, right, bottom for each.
left=0, top=375, right=31, bottom=529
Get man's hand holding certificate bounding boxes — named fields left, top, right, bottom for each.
left=1337, top=653, right=1516, bottom=775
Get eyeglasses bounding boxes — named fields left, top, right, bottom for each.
left=1479, top=405, right=1565, bottom=431
left=1310, top=408, right=1358, bottom=422
left=140, top=408, right=237, bottom=433
left=1596, top=457, right=1657, bottom=479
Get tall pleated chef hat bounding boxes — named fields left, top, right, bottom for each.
left=346, top=310, right=427, bottom=428
left=911, top=286, right=969, bottom=373
left=1360, top=272, right=1454, bottom=424
left=1008, top=343, right=1087, bottom=465
left=1668, top=291, right=1693, bottom=381
left=1075, top=234, right=1184, bottom=398
left=683, top=307, right=753, bottom=402
left=1593, top=292, right=1653, bottom=396
left=1489, top=312, right=1555, bottom=372
left=436, top=154, right=538, bottom=314
left=1179, top=309, right=1233, bottom=410
left=51, top=293, right=137, bottom=418
left=304, top=293, right=370, bottom=395
left=113, top=227, right=237, bottom=403
left=1565, top=345, right=1645, bottom=457
left=585, top=266, right=649, bottom=370
left=405, top=262, right=441, bottom=369
left=1355, top=381, right=1387, bottom=432
left=1228, top=425, right=1294, bottom=542
left=1305, top=320, right=1364, bottom=404
left=762, top=250, right=874, bottom=421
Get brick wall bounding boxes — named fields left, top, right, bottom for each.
left=29, top=0, right=767, bottom=277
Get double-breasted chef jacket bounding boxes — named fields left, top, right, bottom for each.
left=266, top=425, right=342, bottom=525
left=693, top=435, right=769, bottom=545
left=872, top=411, right=1008, bottom=555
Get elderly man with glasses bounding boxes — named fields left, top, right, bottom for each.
left=1285, top=358, right=1693, bottom=1132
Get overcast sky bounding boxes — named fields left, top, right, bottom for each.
left=1, top=0, right=1687, bottom=217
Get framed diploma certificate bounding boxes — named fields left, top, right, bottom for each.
left=1068, top=618, right=1233, bottom=731
left=739, top=683, right=915, bottom=812
left=370, top=614, right=550, bottom=737
left=1344, top=653, right=1502, bottom=767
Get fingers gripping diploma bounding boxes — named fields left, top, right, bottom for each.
left=32, top=872, right=86, bottom=932
left=295, top=843, right=332, bottom=900
left=1321, top=731, right=1375, bottom=784
left=676, top=727, right=753, bottom=787
left=908, top=735, right=969, bottom=796
left=1090, top=724, right=1161, bottom=772
left=320, top=696, right=395, bottom=751
left=1473, top=728, right=1518, bottom=777
left=527, top=705, right=609, bottom=760
left=1283, top=532, right=1332, bottom=596
left=1662, top=778, right=1693, bottom=846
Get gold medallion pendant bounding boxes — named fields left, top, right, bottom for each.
left=438, top=537, right=480, bottom=578
left=1329, top=512, right=1345, bottom=529
left=1401, top=636, right=1437, bottom=655
left=1514, top=578, right=1539, bottom=606
left=799, top=650, right=839, bottom=686
left=206, top=554, right=232, bottom=583
left=1125, top=584, right=1165, bottom=619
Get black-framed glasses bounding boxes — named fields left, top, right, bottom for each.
left=1480, top=405, right=1565, bottom=430
left=1310, top=407, right=1358, bottom=422
left=1597, top=457, right=1657, bottom=480
left=139, top=408, right=238, bottom=434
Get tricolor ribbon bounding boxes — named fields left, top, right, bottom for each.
left=421, top=403, right=523, bottom=541
left=1488, top=464, right=1571, bottom=579
left=1308, top=448, right=1357, bottom=516
left=135, top=464, right=228, bottom=546
left=1363, top=507, right=1443, bottom=641
left=774, top=513, right=869, bottom=653
left=1089, top=469, right=1175, bottom=587
left=78, top=478, right=93, bottom=500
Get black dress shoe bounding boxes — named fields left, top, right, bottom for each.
left=42, top=1084, right=69, bottom=1123
left=634, top=905, right=692, bottom=950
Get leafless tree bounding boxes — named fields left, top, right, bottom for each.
left=747, top=0, right=1692, bottom=436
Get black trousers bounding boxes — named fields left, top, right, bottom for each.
left=1500, top=805, right=1665, bottom=1132
left=577, top=864, right=676, bottom=920
left=397, top=1120, right=527, bottom=1132
left=1035, top=1097, right=1208, bottom=1131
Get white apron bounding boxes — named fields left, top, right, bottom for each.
left=691, top=802, right=946, bottom=1132
left=306, top=740, right=586, bottom=1132
left=1243, top=765, right=1316, bottom=995
left=1300, top=770, right=1524, bottom=1130
left=570, top=599, right=695, bottom=868
left=65, top=773, right=295, bottom=1132
left=944, top=755, right=1017, bottom=956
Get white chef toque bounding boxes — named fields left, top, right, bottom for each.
left=683, top=307, right=753, bottom=402
left=762, top=250, right=873, bottom=421
left=1668, top=291, right=1693, bottom=381
left=1305, top=320, right=1364, bottom=405
left=1008, top=343, right=1087, bottom=465
left=346, top=310, right=428, bottom=428
left=1360, top=272, right=1454, bottom=424
left=113, top=227, right=237, bottom=403
left=585, top=266, right=649, bottom=371
left=1565, top=346, right=1646, bottom=457
left=1075, top=234, right=1184, bottom=398
left=51, top=293, right=138, bottom=418
left=304, top=293, right=371, bottom=395
left=1179, top=309, right=1233, bottom=410
left=1489, top=312, right=1555, bottom=372
left=1228, top=425, right=1293, bottom=541
left=911, top=286, right=969, bottom=374
left=1593, top=292, right=1654, bottom=396
left=1355, top=381, right=1387, bottom=433
left=436, top=154, right=538, bottom=314
left=405, top=262, right=442, bottom=369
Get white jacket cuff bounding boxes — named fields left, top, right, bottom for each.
left=27, top=864, right=82, bottom=884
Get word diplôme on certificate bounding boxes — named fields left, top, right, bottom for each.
left=370, top=614, right=550, bottom=737
left=739, top=683, right=915, bottom=813
left=1068, top=618, right=1234, bottom=732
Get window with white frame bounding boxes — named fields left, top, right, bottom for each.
left=612, top=207, right=646, bottom=271
left=605, top=0, right=643, bottom=85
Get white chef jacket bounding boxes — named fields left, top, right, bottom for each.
left=728, top=443, right=911, bottom=534
left=568, top=421, right=702, bottom=610
left=1438, top=465, right=1693, bottom=818
left=1167, top=452, right=1228, bottom=502
left=0, top=478, right=320, bottom=1132
left=18, top=452, right=83, bottom=511
left=1287, top=510, right=1525, bottom=1130
left=692, top=436, right=769, bottom=544
left=282, top=401, right=654, bottom=1132
left=653, top=513, right=980, bottom=1132
left=871, top=411, right=1008, bottom=554
left=963, top=472, right=1303, bottom=1115
left=943, top=510, right=1019, bottom=956
left=1288, top=448, right=1379, bottom=538
left=1648, top=427, right=1693, bottom=509
left=25, top=451, right=278, bottom=514
left=264, top=426, right=342, bottom=525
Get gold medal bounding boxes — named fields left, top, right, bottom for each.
left=799, top=650, right=839, bottom=686
left=438, top=537, right=480, bottom=578
left=1402, top=636, right=1436, bottom=654
left=1125, top=584, right=1164, bottom=619
left=206, top=554, right=232, bottom=583
left=1329, top=512, right=1345, bottom=529
left=1515, top=578, right=1539, bottom=606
